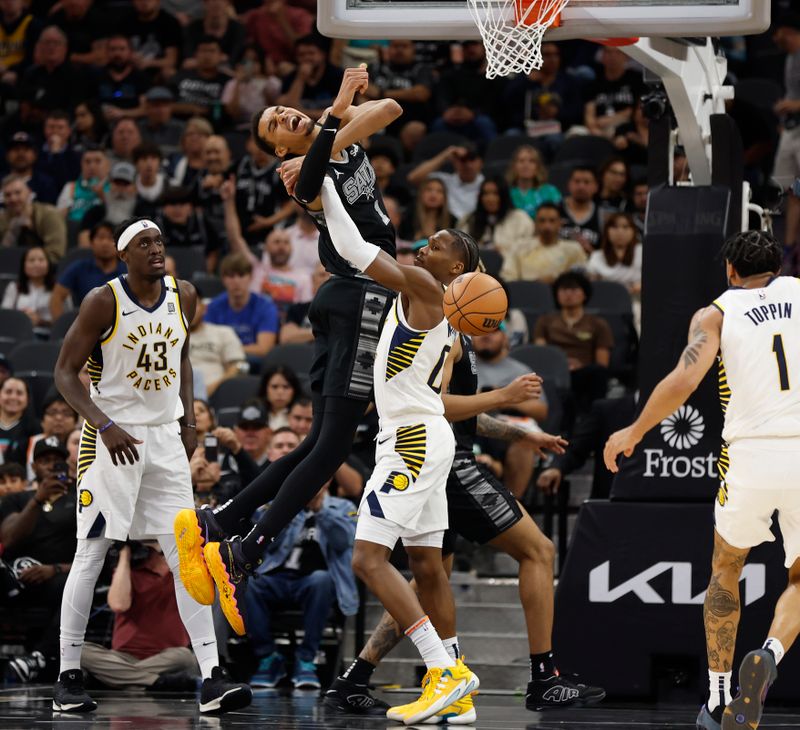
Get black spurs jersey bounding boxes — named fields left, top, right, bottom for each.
left=451, top=334, right=479, bottom=453
left=304, top=143, right=396, bottom=278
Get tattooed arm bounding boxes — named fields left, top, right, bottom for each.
left=477, top=414, right=567, bottom=456
left=603, top=305, right=722, bottom=473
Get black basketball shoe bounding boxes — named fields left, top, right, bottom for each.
left=722, top=649, right=777, bottom=730
left=696, top=702, right=722, bottom=730
left=199, top=666, right=252, bottom=714
left=52, top=669, right=98, bottom=713
left=324, top=675, right=390, bottom=715
left=526, top=672, right=606, bottom=711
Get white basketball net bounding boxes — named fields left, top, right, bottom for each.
left=467, top=0, right=570, bottom=79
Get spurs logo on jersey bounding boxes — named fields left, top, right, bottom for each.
left=89, top=275, right=188, bottom=426
left=713, top=276, right=800, bottom=444
left=342, top=158, right=376, bottom=204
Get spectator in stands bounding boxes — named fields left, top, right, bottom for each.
left=71, top=101, right=109, bottom=151
left=260, top=365, right=301, bottom=431
left=247, top=482, right=357, bottom=689
left=559, top=165, right=601, bottom=253
left=534, top=271, right=613, bottom=411
left=279, top=263, right=330, bottom=345
left=0, top=377, right=39, bottom=467
left=457, top=176, right=533, bottom=259
left=587, top=212, right=642, bottom=294
left=630, top=178, right=647, bottom=234
left=5, top=131, right=59, bottom=204
left=232, top=137, right=292, bottom=246
left=277, top=34, right=344, bottom=121
left=223, top=45, right=281, bottom=132
left=37, top=110, right=81, bottom=196
left=431, top=40, right=499, bottom=145
left=0, top=355, right=11, bottom=390
left=382, top=195, right=414, bottom=249
left=23, top=392, right=77, bottom=480
left=0, top=175, right=66, bottom=262
left=287, top=397, right=313, bottom=437
left=245, top=0, right=314, bottom=71
left=56, top=145, right=110, bottom=223
left=183, top=0, right=245, bottom=70
left=169, top=116, right=213, bottom=188
left=362, top=39, right=434, bottom=136
left=118, top=0, right=182, bottom=81
left=501, top=202, right=587, bottom=283
left=367, top=146, right=407, bottom=207
left=408, top=144, right=484, bottom=220
left=194, top=135, right=231, bottom=241
left=613, top=99, right=649, bottom=167
left=0, top=462, right=26, bottom=499
left=507, top=145, right=561, bottom=218
left=50, top=221, right=126, bottom=319
left=108, top=118, right=143, bottom=166
left=18, top=26, right=92, bottom=122
left=189, top=295, right=246, bottom=396
left=50, top=0, right=107, bottom=68
left=154, top=185, right=221, bottom=267
left=138, top=87, right=183, bottom=155
left=472, top=327, right=548, bottom=497
left=65, top=428, right=80, bottom=480
left=583, top=46, right=643, bottom=138
left=399, top=177, right=455, bottom=241
left=0, top=436, right=74, bottom=682
left=285, top=205, right=321, bottom=275
left=1, top=246, right=54, bottom=334
left=596, top=157, right=630, bottom=227
left=205, top=252, right=279, bottom=364
left=234, top=400, right=273, bottom=467
left=0, top=0, right=42, bottom=88
left=171, top=35, right=230, bottom=122
left=95, top=35, right=149, bottom=122
left=773, top=14, right=800, bottom=248
left=133, top=142, right=167, bottom=210
left=79, top=162, right=149, bottom=244
left=502, top=42, right=584, bottom=134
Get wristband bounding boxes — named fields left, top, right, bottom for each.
left=98, top=420, right=114, bottom=433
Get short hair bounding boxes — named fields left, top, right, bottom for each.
left=535, top=201, right=562, bottom=217
left=184, top=117, right=213, bottom=138
left=46, top=109, right=70, bottom=123
left=219, top=252, right=253, bottom=277
left=251, top=108, right=276, bottom=157
left=445, top=228, right=481, bottom=274
left=570, top=164, right=597, bottom=181
left=91, top=220, right=115, bottom=240
left=290, top=396, right=312, bottom=410
left=197, top=34, right=222, bottom=50
left=272, top=426, right=300, bottom=440
left=0, top=462, right=26, bottom=480
left=369, top=144, right=399, bottom=169
left=552, top=270, right=592, bottom=306
left=295, top=33, right=327, bottom=52
left=2, top=173, right=27, bottom=189
left=720, top=230, right=783, bottom=278
left=133, top=141, right=162, bottom=162
left=82, top=143, right=106, bottom=157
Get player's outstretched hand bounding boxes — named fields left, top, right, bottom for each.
left=502, top=373, right=543, bottom=404
left=331, top=66, right=369, bottom=117
left=520, top=431, right=567, bottom=458
left=603, top=425, right=641, bottom=473
left=101, top=424, right=143, bottom=466
left=278, top=155, right=305, bottom=197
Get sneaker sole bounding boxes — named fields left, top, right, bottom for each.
left=422, top=701, right=477, bottom=724
left=293, top=680, right=322, bottom=689
left=722, top=651, right=776, bottom=730
left=52, top=700, right=98, bottom=713
left=174, top=509, right=215, bottom=605
left=403, top=672, right=480, bottom=725
left=250, top=671, right=286, bottom=688
left=199, top=685, right=253, bottom=714
left=203, top=542, right=246, bottom=636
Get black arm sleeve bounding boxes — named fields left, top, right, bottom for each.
left=293, top=113, right=342, bottom=204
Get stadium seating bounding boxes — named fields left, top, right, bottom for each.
left=209, top=375, right=261, bottom=426
left=0, top=308, right=36, bottom=349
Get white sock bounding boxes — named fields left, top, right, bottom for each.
left=707, top=670, right=732, bottom=711
left=763, top=637, right=785, bottom=665
left=442, top=636, right=460, bottom=661
left=59, top=538, right=113, bottom=674
left=158, top=534, right=218, bottom=679
left=405, top=617, right=455, bottom=670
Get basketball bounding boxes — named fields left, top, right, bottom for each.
left=443, top=272, right=508, bottom=336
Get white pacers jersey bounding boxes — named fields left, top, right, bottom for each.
left=88, top=275, right=188, bottom=426
left=714, top=276, right=800, bottom=443
left=373, top=296, right=457, bottom=431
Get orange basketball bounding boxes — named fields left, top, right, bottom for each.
left=443, top=272, right=508, bottom=336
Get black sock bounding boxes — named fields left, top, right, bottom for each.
left=341, top=657, right=375, bottom=685
left=530, top=651, right=556, bottom=681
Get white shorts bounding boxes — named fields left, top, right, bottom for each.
left=355, top=510, right=444, bottom=550
left=76, top=421, right=193, bottom=541
left=356, top=417, right=455, bottom=546
left=715, top=439, right=800, bottom=568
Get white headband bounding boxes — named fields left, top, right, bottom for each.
left=117, top=219, right=162, bottom=251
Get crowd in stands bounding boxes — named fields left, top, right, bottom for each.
left=0, top=0, right=797, bottom=694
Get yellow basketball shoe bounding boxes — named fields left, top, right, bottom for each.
left=203, top=537, right=255, bottom=636
left=174, top=507, right=221, bottom=605
left=422, top=692, right=477, bottom=725
left=387, top=661, right=479, bottom=726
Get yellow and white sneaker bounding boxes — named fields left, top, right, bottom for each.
left=422, top=692, right=477, bottom=724
left=386, top=660, right=479, bottom=725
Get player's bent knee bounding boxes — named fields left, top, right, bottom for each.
left=351, top=544, right=385, bottom=582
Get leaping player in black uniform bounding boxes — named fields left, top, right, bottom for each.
left=174, top=68, right=403, bottom=634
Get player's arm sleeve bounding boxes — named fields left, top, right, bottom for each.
left=319, top=177, right=380, bottom=271
left=293, top=113, right=342, bottom=204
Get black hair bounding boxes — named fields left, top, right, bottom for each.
left=260, top=365, right=303, bottom=410
left=197, top=34, right=222, bottom=49
left=369, top=144, right=399, bottom=169
left=46, top=109, right=70, bottom=123
left=91, top=220, right=116, bottom=240
left=467, top=175, right=513, bottom=243
left=18, top=246, right=55, bottom=295
left=536, top=201, right=562, bottom=216
left=570, top=164, right=598, bottom=181
left=445, top=228, right=481, bottom=274
left=720, top=230, right=782, bottom=278
left=251, top=108, right=276, bottom=157
left=0, top=462, right=25, bottom=480
left=295, top=33, right=328, bottom=52
left=290, top=396, right=312, bottom=409
left=133, top=141, right=163, bottom=162
left=552, top=270, right=592, bottom=307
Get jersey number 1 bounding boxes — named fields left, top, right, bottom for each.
left=427, top=345, right=452, bottom=394
left=773, top=334, right=790, bottom=391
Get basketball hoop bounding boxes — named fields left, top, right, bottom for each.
left=467, top=0, right=570, bottom=79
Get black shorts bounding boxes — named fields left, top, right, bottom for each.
left=442, top=451, right=524, bottom=555
left=308, top=276, right=394, bottom=401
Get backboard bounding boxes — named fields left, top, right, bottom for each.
left=317, top=0, right=770, bottom=41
